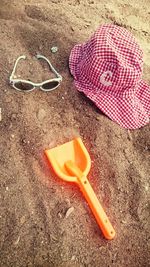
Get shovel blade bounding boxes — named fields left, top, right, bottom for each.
left=45, top=137, right=91, bottom=182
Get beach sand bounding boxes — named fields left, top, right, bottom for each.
left=0, top=0, right=150, bottom=266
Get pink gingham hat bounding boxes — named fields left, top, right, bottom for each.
left=69, top=24, right=150, bottom=129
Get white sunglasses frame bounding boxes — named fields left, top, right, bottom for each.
left=9, top=54, right=62, bottom=92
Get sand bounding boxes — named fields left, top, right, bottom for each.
left=0, top=0, right=150, bottom=266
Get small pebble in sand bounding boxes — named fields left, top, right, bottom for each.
left=37, top=108, right=46, bottom=121
left=51, top=234, right=58, bottom=241
left=121, top=220, right=127, bottom=224
left=11, top=113, right=17, bottom=120
left=144, top=184, right=149, bottom=191
left=11, top=134, right=15, bottom=139
left=20, top=215, right=26, bottom=225
left=0, top=108, right=2, bottom=121
left=96, top=116, right=101, bottom=121
left=14, top=236, right=20, bottom=245
left=71, top=255, right=76, bottom=261
left=99, top=246, right=106, bottom=252
left=39, top=44, right=43, bottom=51
left=65, top=198, right=71, bottom=206
left=58, top=212, right=63, bottom=219
left=51, top=46, right=58, bottom=53
left=65, top=206, right=74, bottom=218
left=71, top=26, right=75, bottom=31
left=84, top=21, right=91, bottom=28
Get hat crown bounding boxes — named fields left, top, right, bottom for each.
left=79, top=24, right=143, bottom=93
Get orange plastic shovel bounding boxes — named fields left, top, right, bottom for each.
left=45, top=137, right=115, bottom=240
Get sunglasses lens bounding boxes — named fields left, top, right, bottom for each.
left=42, top=81, right=59, bottom=90
left=14, top=82, right=34, bottom=91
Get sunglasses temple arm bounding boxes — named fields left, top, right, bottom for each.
left=10, top=56, right=26, bottom=81
left=37, top=55, right=62, bottom=79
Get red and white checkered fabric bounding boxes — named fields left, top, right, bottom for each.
left=69, top=24, right=150, bottom=129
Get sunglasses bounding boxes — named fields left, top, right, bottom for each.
left=9, top=54, right=62, bottom=92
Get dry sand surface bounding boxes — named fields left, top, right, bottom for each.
left=0, top=0, right=150, bottom=266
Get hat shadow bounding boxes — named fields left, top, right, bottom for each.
left=78, top=91, right=106, bottom=117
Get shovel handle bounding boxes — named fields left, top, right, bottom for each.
left=65, top=161, right=115, bottom=240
